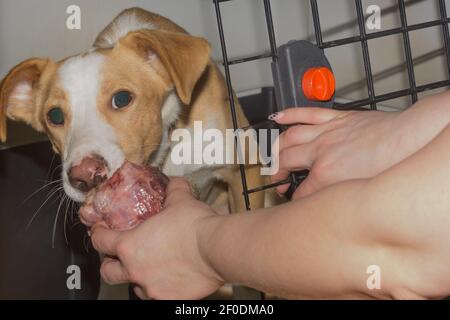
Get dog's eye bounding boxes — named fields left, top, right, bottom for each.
left=47, top=107, right=64, bottom=126
left=112, top=91, right=133, bottom=109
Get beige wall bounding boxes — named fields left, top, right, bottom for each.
left=0, top=0, right=448, bottom=148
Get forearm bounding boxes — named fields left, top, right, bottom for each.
left=390, top=91, right=450, bottom=156
left=198, top=179, right=399, bottom=299
left=199, top=122, right=450, bottom=300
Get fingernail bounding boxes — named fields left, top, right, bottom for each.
left=268, top=112, right=284, bottom=121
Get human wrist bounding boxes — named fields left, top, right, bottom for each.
left=195, top=214, right=226, bottom=284
left=395, top=93, right=450, bottom=151
left=401, top=91, right=450, bottom=128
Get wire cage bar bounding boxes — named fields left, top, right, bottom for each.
left=213, top=0, right=450, bottom=209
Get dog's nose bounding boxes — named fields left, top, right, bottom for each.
left=68, top=155, right=108, bottom=193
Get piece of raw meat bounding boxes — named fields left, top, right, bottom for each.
left=79, top=161, right=169, bottom=230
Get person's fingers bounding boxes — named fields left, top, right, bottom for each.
left=270, top=143, right=317, bottom=196
left=278, top=124, right=326, bottom=151
left=269, top=107, right=341, bottom=125
left=275, top=181, right=290, bottom=195
left=270, top=167, right=290, bottom=186
left=133, top=286, right=149, bottom=300
left=167, top=177, right=192, bottom=194
left=165, top=177, right=195, bottom=207
left=271, top=144, right=316, bottom=182
left=275, top=170, right=319, bottom=198
left=91, top=225, right=122, bottom=256
left=100, top=257, right=129, bottom=285
left=291, top=175, right=319, bottom=200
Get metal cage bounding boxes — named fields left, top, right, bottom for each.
left=212, top=0, right=450, bottom=210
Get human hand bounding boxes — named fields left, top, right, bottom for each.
left=269, top=103, right=440, bottom=199
left=90, top=177, right=224, bottom=300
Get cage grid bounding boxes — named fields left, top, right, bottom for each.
left=212, top=0, right=450, bottom=210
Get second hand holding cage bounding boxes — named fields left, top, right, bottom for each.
left=213, top=0, right=450, bottom=209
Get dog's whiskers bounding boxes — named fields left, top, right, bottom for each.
left=63, top=195, right=72, bottom=246
left=47, top=164, right=63, bottom=184
left=20, top=179, right=63, bottom=206
left=68, top=199, right=75, bottom=224
left=45, top=153, right=57, bottom=183
left=52, top=193, right=68, bottom=248
left=26, top=185, right=64, bottom=230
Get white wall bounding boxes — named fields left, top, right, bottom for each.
left=1, top=0, right=448, bottom=148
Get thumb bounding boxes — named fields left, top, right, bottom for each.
left=164, top=177, right=196, bottom=207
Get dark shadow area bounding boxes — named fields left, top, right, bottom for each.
left=0, top=142, right=100, bottom=299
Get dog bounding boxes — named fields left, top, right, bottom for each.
left=0, top=7, right=266, bottom=222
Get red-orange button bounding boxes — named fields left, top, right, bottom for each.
left=302, top=67, right=335, bottom=101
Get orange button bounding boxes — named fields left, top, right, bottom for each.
left=302, top=67, right=335, bottom=101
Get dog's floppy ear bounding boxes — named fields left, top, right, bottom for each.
left=0, top=58, right=50, bottom=142
left=118, top=29, right=211, bottom=105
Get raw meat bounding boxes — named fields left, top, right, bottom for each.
left=79, top=161, right=169, bottom=230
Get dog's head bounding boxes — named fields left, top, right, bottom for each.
left=0, top=29, right=210, bottom=202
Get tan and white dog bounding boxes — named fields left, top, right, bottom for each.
left=0, top=8, right=265, bottom=215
